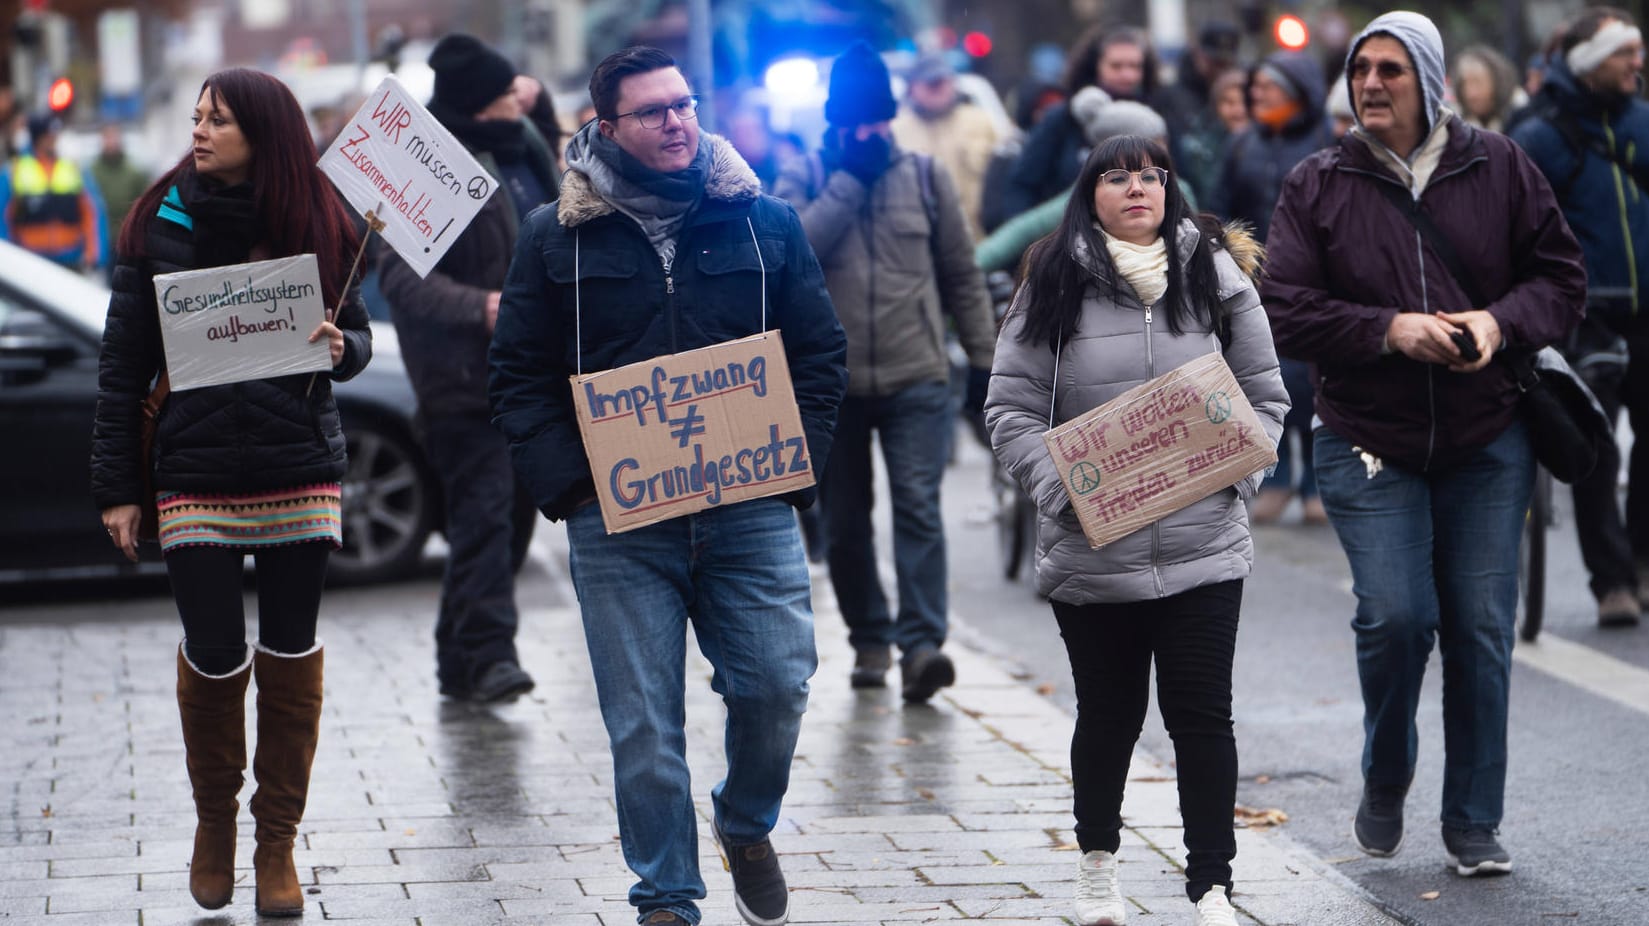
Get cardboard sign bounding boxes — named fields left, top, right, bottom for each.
left=318, top=75, right=496, bottom=278
left=571, top=332, right=815, bottom=534
left=153, top=255, right=331, bottom=392
left=1043, top=353, right=1277, bottom=550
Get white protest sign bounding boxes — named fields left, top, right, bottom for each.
left=153, top=255, right=332, bottom=392
left=318, top=75, right=496, bottom=278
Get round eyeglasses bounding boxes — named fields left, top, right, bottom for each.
left=1100, top=167, right=1169, bottom=189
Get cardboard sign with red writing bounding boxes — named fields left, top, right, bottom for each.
left=317, top=75, right=495, bottom=279
left=571, top=332, right=814, bottom=534
left=1043, top=353, right=1277, bottom=549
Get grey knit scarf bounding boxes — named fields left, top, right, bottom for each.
left=564, top=119, right=709, bottom=267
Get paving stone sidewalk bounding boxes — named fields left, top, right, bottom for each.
left=0, top=550, right=1401, bottom=925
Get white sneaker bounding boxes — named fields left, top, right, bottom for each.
left=1074, top=850, right=1127, bottom=924
left=1193, top=887, right=1238, bottom=926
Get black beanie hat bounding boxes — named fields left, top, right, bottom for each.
left=825, top=42, right=897, bottom=127
left=428, top=34, right=517, bottom=116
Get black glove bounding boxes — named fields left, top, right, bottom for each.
left=839, top=133, right=892, bottom=186
left=965, top=366, right=991, bottom=415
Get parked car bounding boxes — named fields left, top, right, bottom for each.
left=0, top=238, right=504, bottom=584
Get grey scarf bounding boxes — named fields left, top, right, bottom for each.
left=564, top=120, right=709, bottom=266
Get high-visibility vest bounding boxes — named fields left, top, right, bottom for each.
left=10, top=155, right=86, bottom=227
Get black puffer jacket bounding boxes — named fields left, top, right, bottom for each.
left=89, top=176, right=371, bottom=510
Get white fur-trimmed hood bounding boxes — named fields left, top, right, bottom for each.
left=557, top=133, right=762, bottom=228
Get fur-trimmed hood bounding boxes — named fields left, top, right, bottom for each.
left=1218, top=221, right=1264, bottom=281
left=557, top=133, right=762, bottom=228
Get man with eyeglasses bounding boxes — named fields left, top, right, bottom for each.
left=1512, top=7, right=1649, bottom=630
left=488, top=46, right=848, bottom=926
left=774, top=41, right=996, bottom=703
left=1263, top=11, right=1585, bottom=878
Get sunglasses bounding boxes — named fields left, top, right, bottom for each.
left=1349, top=60, right=1413, bottom=81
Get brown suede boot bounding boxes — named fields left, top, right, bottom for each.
left=249, top=642, right=323, bottom=917
left=176, top=643, right=252, bottom=910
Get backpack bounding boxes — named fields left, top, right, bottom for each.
left=1527, top=91, right=1649, bottom=198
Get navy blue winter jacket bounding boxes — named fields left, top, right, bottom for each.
left=488, top=135, right=848, bottom=521
left=1512, top=61, right=1649, bottom=321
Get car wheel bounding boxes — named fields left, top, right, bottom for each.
left=332, top=419, right=435, bottom=584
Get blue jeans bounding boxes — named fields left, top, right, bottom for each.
left=565, top=498, right=816, bottom=924
left=1261, top=359, right=1318, bottom=498
left=821, top=380, right=952, bottom=656
left=1313, top=423, right=1532, bottom=829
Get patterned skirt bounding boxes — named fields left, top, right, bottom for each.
left=156, top=483, right=343, bottom=553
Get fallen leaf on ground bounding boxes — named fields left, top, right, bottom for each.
left=1035, top=683, right=1055, bottom=695
left=1233, top=805, right=1289, bottom=827
left=1420, top=890, right=1441, bottom=900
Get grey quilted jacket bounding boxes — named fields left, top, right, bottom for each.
left=984, top=220, right=1288, bottom=604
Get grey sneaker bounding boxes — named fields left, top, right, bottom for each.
left=1353, top=785, right=1405, bottom=857
left=850, top=646, right=892, bottom=689
left=1442, top=826, right=1512, bottom=876
left=714, top=822, right=788, bottom=925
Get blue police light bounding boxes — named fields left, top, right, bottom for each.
left=764, top=57, right=821, bottom=103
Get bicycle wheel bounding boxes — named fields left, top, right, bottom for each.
left=993, top=461, right=1028, bottom=580
left=1518, top=468, right=1553, bottom=642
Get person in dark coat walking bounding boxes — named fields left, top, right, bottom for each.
left=1208, top=50, right=1334, bottom=525
left=90, top=68, right=370, bottom=918
left=1511, top=6, right=1649, bottom=627
left=377, top=34, right=560, bottom=704
left=1263, top=11, right=1586, bottom=878
left=488, top=47, right=847, bottom=926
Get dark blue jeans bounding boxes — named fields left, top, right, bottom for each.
left=821, top=380, right=952, bottom=657
left=1260, top=358, right=1317, bottom=498
left=423, top=414, right=531, bottom=689
left=1314, top=422, right=1532, bottom=829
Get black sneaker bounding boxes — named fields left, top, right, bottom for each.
left=470, top=661, right=535, bottom=704
left=1442, top=826, right=1512, bottom=876
left=714, top=821, right=788, bottom=926
left=850, top=646, right=891, bottom=689
left=1353, top=785, right=1405, bottom=857
left=900, top=648, right=956, bottom=704
left=642, top=911, right=690, bottom=925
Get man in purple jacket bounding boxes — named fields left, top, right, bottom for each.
left=1262, top=11, right=1586, bottom=878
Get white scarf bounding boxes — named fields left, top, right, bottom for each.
left=1099, top=226, right=1169, bottom=306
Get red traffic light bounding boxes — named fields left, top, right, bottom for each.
left=47, top=77, right=74, bottom=113
left=962, top=31, right=993, bottom=58
left=1274, top=14, right=1309, bottom=50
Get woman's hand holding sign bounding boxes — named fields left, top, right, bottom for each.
left=309, top=320, right=346, bottom=366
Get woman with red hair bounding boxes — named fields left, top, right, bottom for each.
left=89, top=67, right=369, bottom=918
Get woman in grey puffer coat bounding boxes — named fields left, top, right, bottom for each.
left=984, top=135, right=1287, bottom=926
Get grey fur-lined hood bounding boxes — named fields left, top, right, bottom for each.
left=557, top=132, right=762, bottom=228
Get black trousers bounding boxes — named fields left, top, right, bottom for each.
left=423, top=413, right=534, bottom=688
left=166, top=542, right=331, bottom=674
left=1567, top=318, right=1649, bottom=598
left=1052, top=579, right=1243, bottom=903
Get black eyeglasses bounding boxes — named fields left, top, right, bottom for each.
left=1350, top=60, right=1413, bottom=81
left=613, top=96, right=699, bottom=130
left=1100, top=167, right=1169, bottom=189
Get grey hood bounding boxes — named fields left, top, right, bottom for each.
left=1346, top=11, right=1448, bottom=136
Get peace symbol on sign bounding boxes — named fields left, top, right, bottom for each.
left=1205, top=391, right=1233, bottom=424
left=467, top=176, right=491, bottom=200
left=1071, top=462, right=1103, bottom=495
